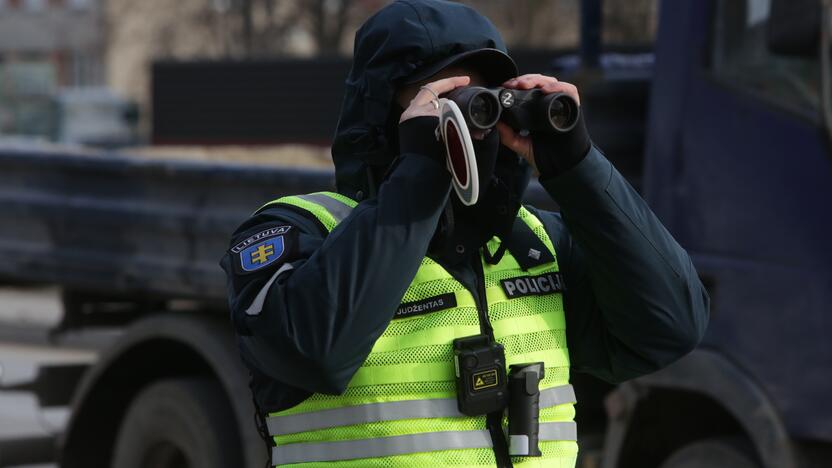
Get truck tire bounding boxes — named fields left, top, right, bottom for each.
left=112, top=377, right=242, bottom=468
left=659, top=437, right=761, bottom=468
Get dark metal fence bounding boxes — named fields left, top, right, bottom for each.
left=151, top=50, right=566, bottom=145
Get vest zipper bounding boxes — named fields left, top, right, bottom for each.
left=471, top=252, right=513, bottom=468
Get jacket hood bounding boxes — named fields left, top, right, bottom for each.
left=332, top=0, right=517, bottom=200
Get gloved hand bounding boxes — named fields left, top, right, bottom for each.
left=398, top=75, right=472, bottom=165
left=495, top=74, right=591, bottom=181
left=398, top=116, right=443, bottom=163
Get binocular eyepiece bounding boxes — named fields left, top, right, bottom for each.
left=445, top=86, right=580, bottom=135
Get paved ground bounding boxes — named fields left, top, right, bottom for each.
left=0, top=287, right=97, bottom=467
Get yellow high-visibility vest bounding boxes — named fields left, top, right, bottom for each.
left=263, top=191, right=577, bottom=468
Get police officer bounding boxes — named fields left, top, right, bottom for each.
left=221, top=1, right=709, bottom=467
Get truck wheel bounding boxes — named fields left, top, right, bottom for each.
left=660, top=437, right=761, bottom=468
left=112, top=377, right=242, bottom=468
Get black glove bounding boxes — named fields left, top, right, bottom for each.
left=531, top=109, right=591, bottom=181
left=398, top=116, right=443, bottom=164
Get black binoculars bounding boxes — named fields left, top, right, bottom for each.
left=445, top=86, right=580, bottom=135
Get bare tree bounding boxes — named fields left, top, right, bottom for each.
left=306, top=0, right=354, bottom=54
left=459, top=0, right=580, bottom=50
left=227, top=0, right=361, bottom=57
left=240, top=0, right=254, bottom=55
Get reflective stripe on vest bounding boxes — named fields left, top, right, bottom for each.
left=272, top=422, right=577, bottom=465
left=267, top=384, right=576, bottom=436
left=273, top=429, right=493, bottom=465
left=262, top=191, right=357, bottom=231
left=295, top=193, right=353, bottom=224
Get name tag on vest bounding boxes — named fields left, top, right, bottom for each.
left=500, top=273, right=564, bottom=298
left=395, top=293, right=457, bottom=319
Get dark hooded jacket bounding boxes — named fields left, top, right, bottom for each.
left=330, top=0, right=516, bottom=200
left=221, top=0, right=709, bottom=446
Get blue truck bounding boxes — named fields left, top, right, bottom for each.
left=595, top=0, right=831, bottom=467
left=0, top=0, right=829, bottom=466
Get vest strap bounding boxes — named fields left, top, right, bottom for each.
left=347, top=347, right=568, bottom=387
left=271, top=422, right=577, bottom=465
left=269, top=398, right=459, bottom=436
left=492, top=312, right=567, bottom=340
left=267, top=385, right=576, bottom=436
left=348, top=361, right=453, bottom=387
left=371, top=324, right=482, bottom=352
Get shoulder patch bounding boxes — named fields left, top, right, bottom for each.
left=230, top=225, right=295, bottom=275
left=239, top=237, right=285, bottom=272
left=231, top=226, right=291, bottom=254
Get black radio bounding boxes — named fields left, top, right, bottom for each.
left=452, top=334, right=508, bottom=416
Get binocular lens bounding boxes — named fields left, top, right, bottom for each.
left=469, top=93, right=499, bottom=129
left=547, top=95, right=578, bottom=132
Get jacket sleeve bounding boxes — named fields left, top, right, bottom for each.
left=531, top=146, right=710, bottom=384
left=221, top=121, right=451, bottom=395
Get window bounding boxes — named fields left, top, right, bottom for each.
left=711, top=0, right=821, bottom=116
